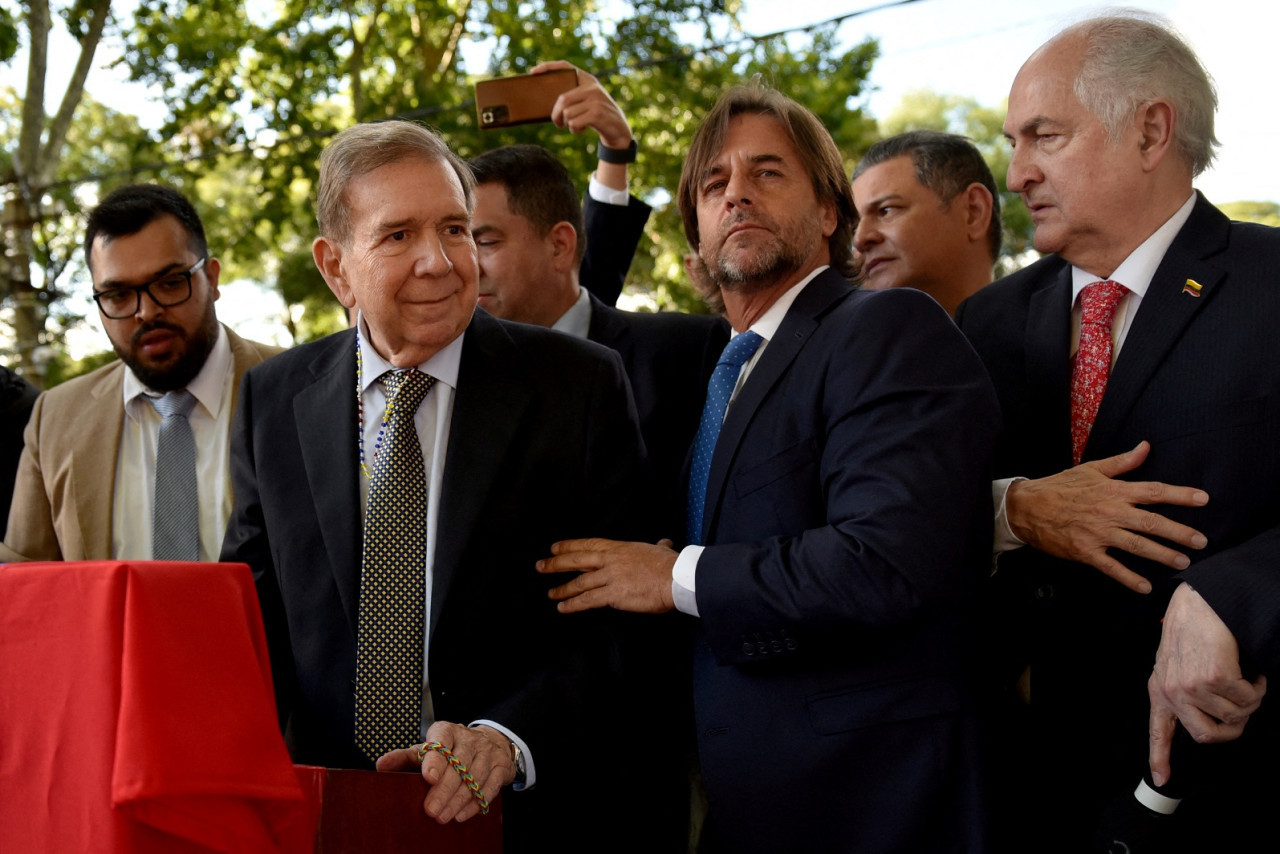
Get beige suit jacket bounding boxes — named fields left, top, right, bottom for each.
left=0, top=326, right=282, bottom=562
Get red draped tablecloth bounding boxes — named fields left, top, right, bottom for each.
left=0, top=560, right=311, bottom=853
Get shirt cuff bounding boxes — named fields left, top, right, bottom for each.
left=469, top=720, right=535, bottom=790
left=588, top=175, right=630, bottom=206
left=993, top=477, right=1028, bottom=555
left=672, top=545, right=704, bottom=617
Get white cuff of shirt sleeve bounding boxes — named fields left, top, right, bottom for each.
left=993, top=477, right=1029, bottom=554
left=588, top=175, right=630, bottom=206
left=469, top=720, right=535, bottom=790
left=671, top=545, right=704, bottom=617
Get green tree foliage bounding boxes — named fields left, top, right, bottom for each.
left=116, top=1, right=879, bottom=319
left=0, top=0, right=118, bottom=382
left=876, top=88, right=1034, bottom=274
left=1218, top=200, right=1280, bottom=227
left=3, top=1, right=880, bottom=379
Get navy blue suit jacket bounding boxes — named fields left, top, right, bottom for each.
left=221, top=309, right=647, bottom=852
left=956, top=193, right=1280, bottom=851
left=580, top=193, right=652, bottom=307
left=692, top=270, right=1000, bottom=853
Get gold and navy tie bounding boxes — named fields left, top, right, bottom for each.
left=354, top=369, right=436, bottom=762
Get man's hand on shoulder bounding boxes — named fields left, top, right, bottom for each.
left=1006, top=441, right=1209, bottom=593
left=376, top=722, right=516, bottom=823
left=1148, top=583, right=1267, bottom=786
left=538, top=538, right=677, bottom=614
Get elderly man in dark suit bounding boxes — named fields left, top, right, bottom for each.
left=956, top=12, right=1280, bottom=852
left=539, top=83, right=1001, bottom=853
left=220, top=120, right=645, bottom=852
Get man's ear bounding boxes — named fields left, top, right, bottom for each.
left=549, top=221, right=579, bottom=273
left=962, top=183, right=996, bottom=243
left=204, top=256, right=222, bottom=302
left=313, top=236, right=355, bottom=308
left=1137, top=99, right=1176, bottom=172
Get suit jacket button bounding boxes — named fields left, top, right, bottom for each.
left=785, top=638, right=798, bottom=650
left=1035, top=584, right=1055, bottom=600
left=771, top=640, right=783, bottom=652
left=757, top=641, right=769, bottom=654
left=742, top=642, right=755, bottom=656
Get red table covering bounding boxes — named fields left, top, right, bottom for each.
left=0, top=560, right=310, bottom=853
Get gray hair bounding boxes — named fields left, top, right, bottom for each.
left=1061, top=11, right=1218, bottom=176
left=317, top=120, right=475, bottom=243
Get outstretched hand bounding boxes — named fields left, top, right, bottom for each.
left=1006, top=441, right=1208, bottom=593
left=537, top=537, right=677, bottom=614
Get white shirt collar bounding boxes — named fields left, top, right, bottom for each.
left=551, top=286, right=592, bottom=339
left=742, top=266, right=828, bottom=342
left=356, top=312, right=464, bottom=392
left=122, top=322, right=231, bottom=418
left=1071, top=193, right=1197, bottom=302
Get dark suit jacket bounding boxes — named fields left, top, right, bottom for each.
left=956, top=193, right=1280, bottom=852
left=221, top=309, right=646, bottom=852
left=0, top=366, right=39, bottom=532
left=582, top=293, right=727, bottom=852
left=691, top=270, right=1001, bottom=853
left=586, top=291, right=728, bottom=506
left=580, top=193, right=652, bottom=307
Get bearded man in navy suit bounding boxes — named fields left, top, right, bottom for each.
left=539, top=83, right=1001, bottom=853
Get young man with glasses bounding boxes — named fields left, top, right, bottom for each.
left=1, top=184, right=281, bottom=563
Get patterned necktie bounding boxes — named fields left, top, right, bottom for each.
left=1070, top=280, right=1128, bottom=465
left=687, top=331, right=764, bottom=545
left=355, top=369, right=436, bottom=762
left=150, top=390, right=200, bottom=561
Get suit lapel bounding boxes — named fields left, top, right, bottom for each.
left=430, top=311, right=534, bottom=639
left=293, top=330, right=363, bottom=633
left=1024, top=265, right=1074, bottom=468
left=71, top=364, right=127, bottom=559
left=701, top=270, right=848, bottom=542
left=1086, top=196, right=1228, bottom=457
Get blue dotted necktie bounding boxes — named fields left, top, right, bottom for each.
left=686, top=331, right=763, bottom=545
left=150, top=390, right=199, bottom=561
left=355, top=369, right=436, bottom=762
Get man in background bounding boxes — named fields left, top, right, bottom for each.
left=2, top=184, right=280, bottom=562
left=853, top=129, right=1000, bottom=316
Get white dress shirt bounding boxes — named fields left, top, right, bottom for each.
left=670, top=267, right=826, bottom=616
left=992, top=193, right=1198, bottom=552
left=114, top=324, right=234, bottom=562
left=355, top=315, right=535, bottom=788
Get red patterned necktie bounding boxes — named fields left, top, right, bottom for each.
left=1070, top=280, right=1129, bottom=465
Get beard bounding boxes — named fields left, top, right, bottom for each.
left=701, top=210, right=818, bottom=295
left=115, top=299, right=220, bottom=392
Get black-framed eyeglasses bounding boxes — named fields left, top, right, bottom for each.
left=93, top=257, right=206, bottom=319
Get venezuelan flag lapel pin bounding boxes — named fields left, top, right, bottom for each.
left=1181, top=278, right=1203, bottom=298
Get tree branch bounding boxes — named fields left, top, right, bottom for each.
left=16, top=0, right=51, bottom=181
left=37, top=0, right=112, bottom=187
